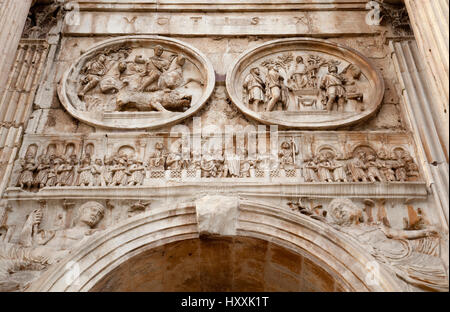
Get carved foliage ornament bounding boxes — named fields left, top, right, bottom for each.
left=226, top=38, right=385, bottom=129
left=58, top=36, right=215, bottom=129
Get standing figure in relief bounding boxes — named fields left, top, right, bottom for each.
left=78, top=155, right=94, bottom=187
left=128, top=159, right=145, bottom=186
left=279, top=139, right=298, bottom=169
left=240, top=149, right=254, bottom=178
left=393, top=149, right=408, bottom=182
left=320, top=64, right=347, bottom=112
left=243, top=67, right=265, bottom=112
left=201, top=151, right=221, bottom=178
left=223, top=152, right=241, bottom=178
left=265, top=63, right=287, bottom=111
left=101, top=157, right=113, bottom=186
left=78, top=54, right=108, bottom=99
left=92, top=158, right=103, bottom=186
left=45, top=155, right=59, bottom=187
left=66, top=155, right=78, bottom=186
left=166, top=142, right=183, bottom=170
left=378, top=150, right=396, bottom=182
left=303, top=156, right=319, bottom=182
left=110, top=156, right=130, bottom=186
left=404, top=152, right=419, bottom=180
left=289, top=56, right=308, bottom=90
left=304, top=56, right=326, bottom=88
left=140, top=45, right=171, bottom=92
left=347, top=151, right=368, bottom=182
left=366, top=153, right=384, bottom=182
left=34, top=155, right=50, bottom=189
left=331, top=156, right=348, bottom=182
left=317, top=154, right=334, bottom=182
left=16, top=153, right=38, bottom=190
left=56, top=157, right=69, bottom=187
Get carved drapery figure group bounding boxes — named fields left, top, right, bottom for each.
left=242, top=53, right=364, bottom=113
left=288, top=197, right=448, bottom=292
left=16, top=152, right=148, bottom=190
left=303, top=147, right=419, bottom=183
left=14, top=141, right=420, bottom=191
left=77, top=45, right=197, bottom=113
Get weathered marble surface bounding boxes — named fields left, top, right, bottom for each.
left=0, top=0, right=447, bottom=292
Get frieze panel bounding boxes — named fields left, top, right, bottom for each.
left=287, top=197, right=448, bottom=292
left=226, top=38, right=385, bottom=129
left=7, top=132, right=422, bottom=194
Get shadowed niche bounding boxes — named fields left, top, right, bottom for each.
left=91, top=236, right=344, bottom=292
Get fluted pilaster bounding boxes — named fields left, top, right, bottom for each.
left=404, top=0, right=449, bottom=156
left=0, top=0, right=34, bottom=98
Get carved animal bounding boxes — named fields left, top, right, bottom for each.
left=116, top=90, right=192, bottom=112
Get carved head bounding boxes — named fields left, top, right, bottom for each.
left=328, top=64, right=338, bottom=73
left=98, top=55, right=106, bottom=63
left=281, top=141, right=290, bottom=149
left=377, top=150, right=387, bottom=159
left=95, top=158, right=103, bottom=166
left=296, top=56, right=304, bottom=64
left=154, top=45, right=164, bottom=57
left=155, top=142, right=164, bottom=150
left=25, top=151, right=35, bottom=161
left=79, top=201, right=105, bottom=228
left=250, top=67, right=260, bottom=76
left=393, top=148, right=405, bottom=159
left=134, top=55, right=145, bottom=64
left=176, top=55, right=186, bottom=66
left=328, top=198, right=363, bottom=227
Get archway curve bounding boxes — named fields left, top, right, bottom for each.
left=27, top=198, right=403, bottom=292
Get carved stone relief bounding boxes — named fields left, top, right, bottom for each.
left=58, top=36, right=215, bottom=129
left=7, top=132, right=422, bottom=193
left=226, top=38, right=385, bottom=129
left=287, top=197, right=448, bottom=292
left=0, top=201, right=106, bottom=291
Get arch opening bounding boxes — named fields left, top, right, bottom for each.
left=91, top=236, right=346, bottom=292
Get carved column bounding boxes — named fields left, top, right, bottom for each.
left=0, top=0, right=33, bottom=97
left=390, top=40, right=449, bottom=230
left=404, top=0, right=449, bottom=155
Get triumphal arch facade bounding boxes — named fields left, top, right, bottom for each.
left=0, top=0, right=448, bottom=292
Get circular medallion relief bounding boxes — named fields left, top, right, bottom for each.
left=226, top=38, right=384, bottom=129
left=58, top=36, right=215, bottom=129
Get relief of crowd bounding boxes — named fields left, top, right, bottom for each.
left=303, top=147, right=420, bottom=183
left=14, top=141, right=420, bottom=191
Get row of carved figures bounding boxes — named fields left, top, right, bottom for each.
left=15, top=141, right=419, bottom=191
left=303, top=148, right=419, bottom=183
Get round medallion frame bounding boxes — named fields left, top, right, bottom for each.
left=226, top=38, right=385, bottom=129
left=58, top=35, right=215, bottom=130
